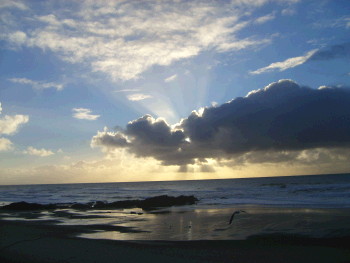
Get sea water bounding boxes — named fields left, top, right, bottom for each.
left=1, top=173, right=350, bottom=208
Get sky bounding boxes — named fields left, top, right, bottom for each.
left=0, top=0, right=349, bottom=185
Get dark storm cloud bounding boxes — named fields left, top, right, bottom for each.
left=309, top=42, right=350, bottom=61
left=92, top=115, right=190, bottom=165
left=91, top=130, right=129, bottom=149
left=92, top=80, right=350, bottom=165
left=126, top=115, right=185, bottom=148
left=181, top=80, right=350, bottom=153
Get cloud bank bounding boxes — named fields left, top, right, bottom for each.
left=1, top=0, right=297, bottom=81
left=92, top=80, right=350, bottom=166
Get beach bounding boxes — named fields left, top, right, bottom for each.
left=1, top=205, right=350, bottom=263
left=1, top=175, right=350, bottom=262
left=2, top=0, right=350, bottom=261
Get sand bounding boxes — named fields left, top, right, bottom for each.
left=1, top=206, right=350, bottom=262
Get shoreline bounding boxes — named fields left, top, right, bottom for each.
left=2, top=205, right=350, bottom=240
left=1, top=219, right=350, bottom=263
left=1, top=204, right=350, bottom=262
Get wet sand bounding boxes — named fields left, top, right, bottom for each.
left=1, top=206, right=350, bottom=262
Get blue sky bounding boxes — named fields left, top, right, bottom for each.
left=0, top=0, right=349, bottom=185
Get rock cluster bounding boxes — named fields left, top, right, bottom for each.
left=1, top=195, right=198, bottom=211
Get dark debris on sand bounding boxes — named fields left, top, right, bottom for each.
left=0, top=195, right=198, bottom=211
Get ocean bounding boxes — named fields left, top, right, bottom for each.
left=1, top=173, right=350, bottom=208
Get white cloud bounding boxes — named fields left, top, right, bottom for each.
left=254, top=13, right=275, bottom=24
left=313, top=16, right=350, bottom=30
left=164, top=74, right=178, bottom=83
left=281, top=7, right=296, bottom=16
left=250, top=49, right=318, bottom=74
left=0, top=114, right=29, bottom=135
left=127, top=94, right=152, bottom=101
left=8, top=31, right=27, bottom=45
left=217, top=37, right=271, bottom=52
left=0, top=103, right=28, bottom=152
left=9, top=77, right=63, bottom=91
left=24, top=146, right=54, bottom=157
left=0, top=0, right=27, bottom=10
left=114, top=88, right=140, bottom=93
left=72, top=108, right=100, bottom=120
left=0, top=0, right=298, bottom=81
left=0, top=137, right=13, bottom=151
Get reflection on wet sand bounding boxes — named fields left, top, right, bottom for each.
left=1, top=206, right=350, bottom=241
left=75, top=206, right=350, bottom=241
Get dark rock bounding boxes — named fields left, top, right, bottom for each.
left=92, top=201, right=107, bottom=208
left=139, top=195, right=198, bottom=210
left=1, top=201, right=56, bottom=211
left=108, top=200, right=140, bottom=209
left=70, top=203, right=91, bottom=209
left=63, top=200, right=141, bottom=210
left=1, top=195, right=198, bottom=211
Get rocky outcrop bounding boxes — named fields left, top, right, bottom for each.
left=139, top=195, right=198, bottom=210
left=1, top=195, right=198, bottom=211
left=1, top=201, right=57, bottom=210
